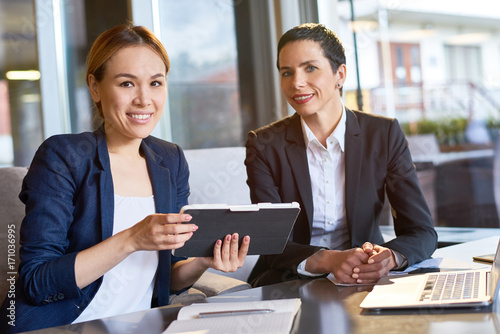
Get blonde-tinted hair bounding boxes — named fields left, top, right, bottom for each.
left=86, top=24, right=170, bottom=122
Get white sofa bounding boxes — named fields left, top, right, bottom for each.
left=183, top=147, right=259, bottom=283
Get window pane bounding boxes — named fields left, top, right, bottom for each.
left=336, top=1, right=500, bottom=228
left=159, top=0, right=242, bottom=149
left=0, top=0, right=42, bottom=167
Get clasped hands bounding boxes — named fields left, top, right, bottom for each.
left=307, top=242, right=397, bottom=284
left=129, top=213, right=250, bottom=272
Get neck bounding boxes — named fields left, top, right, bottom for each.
left=303, top=103, right=343, bottom=146
left=104, top=128, right=143, bottom=159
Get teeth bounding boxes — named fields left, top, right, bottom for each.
left=294, top=94, right=313, bottom=101
left=130, top=114, right=151, bottom=120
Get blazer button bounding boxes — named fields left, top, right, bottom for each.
left=57, top=293, right=65, bottom=300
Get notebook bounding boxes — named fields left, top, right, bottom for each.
left=162, top=298, right=302, bottom=334
left=360, top=239, right=500, bottom=310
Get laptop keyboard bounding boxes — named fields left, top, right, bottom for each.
left=419, top=272, right=480, bottom=301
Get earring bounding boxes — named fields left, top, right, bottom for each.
left=337, top=83, right=341, bottom=88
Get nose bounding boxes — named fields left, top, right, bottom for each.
left=291, top=72, right=306, bottom=89
left=133, top=86, right=152, bottom=107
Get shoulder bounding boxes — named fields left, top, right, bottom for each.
left=251, top=114, right=298, bottom=136
left=347, top=109, right=403, bottom=137
left=33, top=132, right=97, bottom=165
left=349, top=109, right=396, bottom=127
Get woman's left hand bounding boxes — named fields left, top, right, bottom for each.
left=199, top=233, right=250, bottom=272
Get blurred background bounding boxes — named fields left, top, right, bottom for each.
left=1, top=0, right=499, bottom=228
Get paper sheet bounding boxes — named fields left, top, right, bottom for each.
left=162, top=298, right=301, bottom=334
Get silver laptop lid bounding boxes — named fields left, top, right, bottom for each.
left=490, top=240, right=500, bottom=303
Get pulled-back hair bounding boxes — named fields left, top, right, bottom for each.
left=86, top=24, right=169, bottom=124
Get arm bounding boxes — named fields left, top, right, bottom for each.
left=74, top=213, right=196, bottom=289
left=382, top=119, right=437, bottom=264
left=350, top=119, right=437, bottom=283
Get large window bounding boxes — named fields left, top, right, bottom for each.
left=334, top=0, right=500, bottom=228
left=159, top=0, right=243, bottom=149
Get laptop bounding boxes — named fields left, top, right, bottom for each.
left=360, top=240, right=500, bottom=310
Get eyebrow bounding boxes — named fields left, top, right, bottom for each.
left=114, top=73, right=165, bottom=79
left=279, top=59, right=320, bottom=71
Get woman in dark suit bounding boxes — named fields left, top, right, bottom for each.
left=245, top=23, right=437, bottom=287
left=1, top=24, right=249, bottom=333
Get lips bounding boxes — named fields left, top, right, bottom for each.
left=293, top=93, right=314, bottom=104
left=127, top=112, right=153, bottom=123
left=128, top=113, right=152, bottom=120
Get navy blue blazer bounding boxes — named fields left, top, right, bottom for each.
left=245, top=110, right=438, bottom=286
left=1, top=128, right=189, bottom=333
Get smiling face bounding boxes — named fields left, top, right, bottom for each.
left=278, top=40, right=345, bottom=119
left=88, top=45, right=167, bottom=143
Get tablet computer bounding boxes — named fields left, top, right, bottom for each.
left=174, top=202, right=300, bottom=257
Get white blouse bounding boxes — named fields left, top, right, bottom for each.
left=73, top=194, right=158, bottom=323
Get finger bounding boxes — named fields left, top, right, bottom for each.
left=162, top=213, right=192, bottom=224
left=238, top=235, right=250, bottom=262
left=211, top=239, right=223, bottom=267
left=348, top=248, right=370, bottom=264
left=220, top=234, right=231, bottom=261
left=229, top=233, right=239, bottom=259
left=156, top=232, right=193, bottom=250
left=367, top=248, right=391, bottom=264
left=362, top=242, right=374, bottom=255
left=163, top=223, right=198, bottom=235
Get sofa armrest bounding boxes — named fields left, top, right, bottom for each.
left=193, top=271, right=251, bottom=297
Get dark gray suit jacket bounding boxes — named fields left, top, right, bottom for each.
left=245, top=109, right=437, bottom=286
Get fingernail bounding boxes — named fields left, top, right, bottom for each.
left=192, top=225, right=198, bottom=231
left=217, top=239, right=222, bottom=245
left=226, top=235, right=231, bottom=241
left=232, top=234, right=238, bottom=240
left=353, top=268, right=359, bottom=273
left=368, top=259, right=374, bottom=264
left=185, top=215, right=192, bottom=221
left=352, top=274, right=358, bottom=279
left=244, top=236, right=250, bottom=241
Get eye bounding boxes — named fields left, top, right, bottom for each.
left=306, top=65, right=317, bottom=72
left=119, top=81, right=133, bottom=87
left=280, top=71, right=292, bottom=78
left=151, top=80, right=163, bottom=87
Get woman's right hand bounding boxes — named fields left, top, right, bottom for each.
left=127, top=213, right=198, bottom=252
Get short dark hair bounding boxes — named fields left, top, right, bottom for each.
left=277, top=23, right=346, bottom=74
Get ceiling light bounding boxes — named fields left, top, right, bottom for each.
left=6, top=70, right=41, bottom=81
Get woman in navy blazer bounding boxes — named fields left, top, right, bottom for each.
left=1, top=25, right=249, bottom=333
left=245, top=23, right=437, bottom=287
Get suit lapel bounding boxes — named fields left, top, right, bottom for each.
left=95, top=128, right=114, bottom=240
left=285, top=114, right=314, bottom=230
left=344, top=109, right=363, bottom=241
left=141, top=140, right=172, bottom=214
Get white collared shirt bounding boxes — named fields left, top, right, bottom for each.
left=301, top=107, right=350, bottom=251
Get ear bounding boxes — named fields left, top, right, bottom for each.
left=336, top=64, right=347, bottom=86
left=88, top=74, right=101, bottom=103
